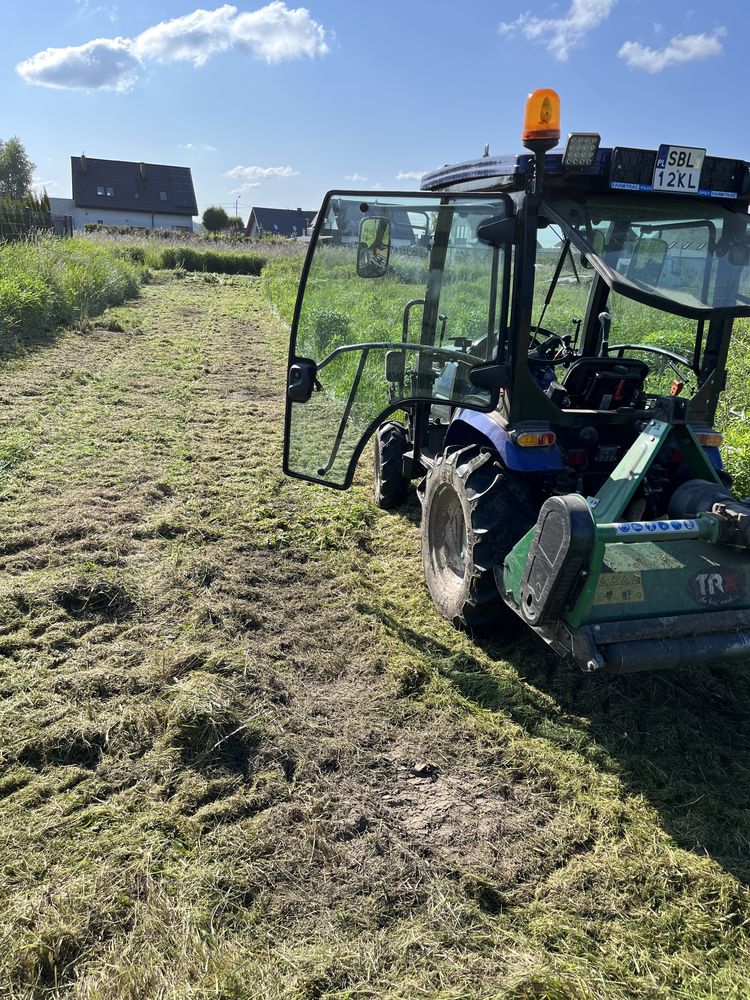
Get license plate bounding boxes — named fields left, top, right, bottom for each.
left=652, top=145, right=705, bottom=194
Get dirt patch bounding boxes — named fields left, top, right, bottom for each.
left=380, top=749, right=531, bottom=865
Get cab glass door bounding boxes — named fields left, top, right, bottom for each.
left=284, top=191, right=513, bottom=487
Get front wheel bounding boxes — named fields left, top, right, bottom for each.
left=419, top=445, right=536, bottom=631
left=374, top=421, right=410, bottom=510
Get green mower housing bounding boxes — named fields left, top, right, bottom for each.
left=283, top=113, right=750, bottom=673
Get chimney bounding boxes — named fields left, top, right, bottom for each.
left=80, top=153, right=87, bottom=172
left=139, top=162, right=146, bottom=180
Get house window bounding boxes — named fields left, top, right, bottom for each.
left=106, top=187, right=114, bottom=197
left=159, top=191, right=168, bottom=201
left=96, top=186, right=105, bottom=196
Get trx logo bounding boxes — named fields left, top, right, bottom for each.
left=688, top=569, right=744, bottom=607
left=696, top=573, right=724, bottom=598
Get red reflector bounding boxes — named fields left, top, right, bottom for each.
left=567, top=449, right=586, bottom=465
left=670, top=448, right=684, bottom=464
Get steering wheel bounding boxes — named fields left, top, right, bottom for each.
left=528, top=326, right=573, bottom=363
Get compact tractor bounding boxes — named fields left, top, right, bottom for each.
left=283, top=88, right=750, bottom=673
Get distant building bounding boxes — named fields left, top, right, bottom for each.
left=245, top=207, right=316, bottom=239
left=321, top=199, right=416, bottom=246
left=49, top=156, right=198, bottom=231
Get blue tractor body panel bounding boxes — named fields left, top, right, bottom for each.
left=447, top=408, right=564, bottom=473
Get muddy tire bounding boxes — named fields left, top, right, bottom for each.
left=420, top=444, right=536, bottom=631
left=374, top=421, right=410, bottom=510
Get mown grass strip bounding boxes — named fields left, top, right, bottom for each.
left=1, top=275, right=750, bottom=998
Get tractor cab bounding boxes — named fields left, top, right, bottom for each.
left=284, top=89, right=750, bottom=674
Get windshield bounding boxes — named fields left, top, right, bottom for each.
left=546, top=194, right=750, bottom=317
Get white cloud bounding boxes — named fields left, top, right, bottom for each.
left=75, top=0, right=119, bottom=22
left=232, top=1, right=329, bottom=62
left=133, top=4, right=237, bottom=66
left=31, top=178, right=59, bottom=193
left=225, top=164, right=298, bottom=179
left=345, top=172, right=367, bottom=182
left=17, top=36, right=140, bottom=91
left=618, top=28, right=725, bottom=73
left=181, top=142, right=218, bottom=153
left=229, top=182, right=261, bottom=194
left=500, top=0, right=615, bottom=61
left=396, top=170, right=425, bottom=181
left=18, top=3, right=329, bottom=91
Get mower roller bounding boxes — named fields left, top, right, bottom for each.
left=283, top=88, right=750, bottom=673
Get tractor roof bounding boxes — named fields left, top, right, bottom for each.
left=421, top=148, right=750, bottom=205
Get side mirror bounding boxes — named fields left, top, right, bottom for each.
left=476, top=213, right=515, bottom=247
left=357, top=216, right=391, bottom=278
left=628, top=237, right=668, bottom=286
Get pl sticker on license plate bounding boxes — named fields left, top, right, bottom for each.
left=652, top=145, right=706, bottom=194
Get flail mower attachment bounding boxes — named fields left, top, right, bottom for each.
left=501, top=420, right=750, bottom=674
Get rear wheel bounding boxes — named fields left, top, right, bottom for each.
left=420, top=444, right=536, bottom=631
left=374, top=421, right=410, bottom=510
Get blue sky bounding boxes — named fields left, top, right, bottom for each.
left=2, top=1, right=743, bottom=220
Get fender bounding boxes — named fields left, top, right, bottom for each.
left=446, top=408, right=564, bottom=472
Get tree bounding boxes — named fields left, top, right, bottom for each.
left=0, top=137, right=36, bottom=200
left=227, top=215, right=244, bottom=233
left=202, top=206, right=229, bottom=232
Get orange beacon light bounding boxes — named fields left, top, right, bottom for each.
left=522, top=88, right=561, bottom=146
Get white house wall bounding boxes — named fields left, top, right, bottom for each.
left=68, top=204, right=193, bottom=231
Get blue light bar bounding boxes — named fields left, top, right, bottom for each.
left=420, top=150, right=612, bottom=191
left=420, top=147, right=749, bottom=200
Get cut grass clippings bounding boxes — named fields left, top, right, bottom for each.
left=0, top=271, right=749, bottom=998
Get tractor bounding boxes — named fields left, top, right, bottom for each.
left=283, top=88, right=750, bottom=674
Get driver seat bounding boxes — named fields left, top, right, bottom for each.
left=562, top=356, right=648, bottom=410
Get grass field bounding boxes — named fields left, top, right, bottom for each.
left=1, top=269, right=750, bottom=999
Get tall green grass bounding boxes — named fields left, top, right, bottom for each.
left=0, top=235, right=144, bottom=342
left=85, top=229, right=307, bottom=275
left=156, top=246, right=267, bottom=275
left=107, top=242, right=268, bottom=276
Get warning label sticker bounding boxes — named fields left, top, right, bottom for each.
left=593, top=572, right=645, bottom=606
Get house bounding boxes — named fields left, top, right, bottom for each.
left=245, top=207, right=316, bottom=239
left=49, top=156, right=198, bottom=231
left=319, top=199, right=417, bottom=247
